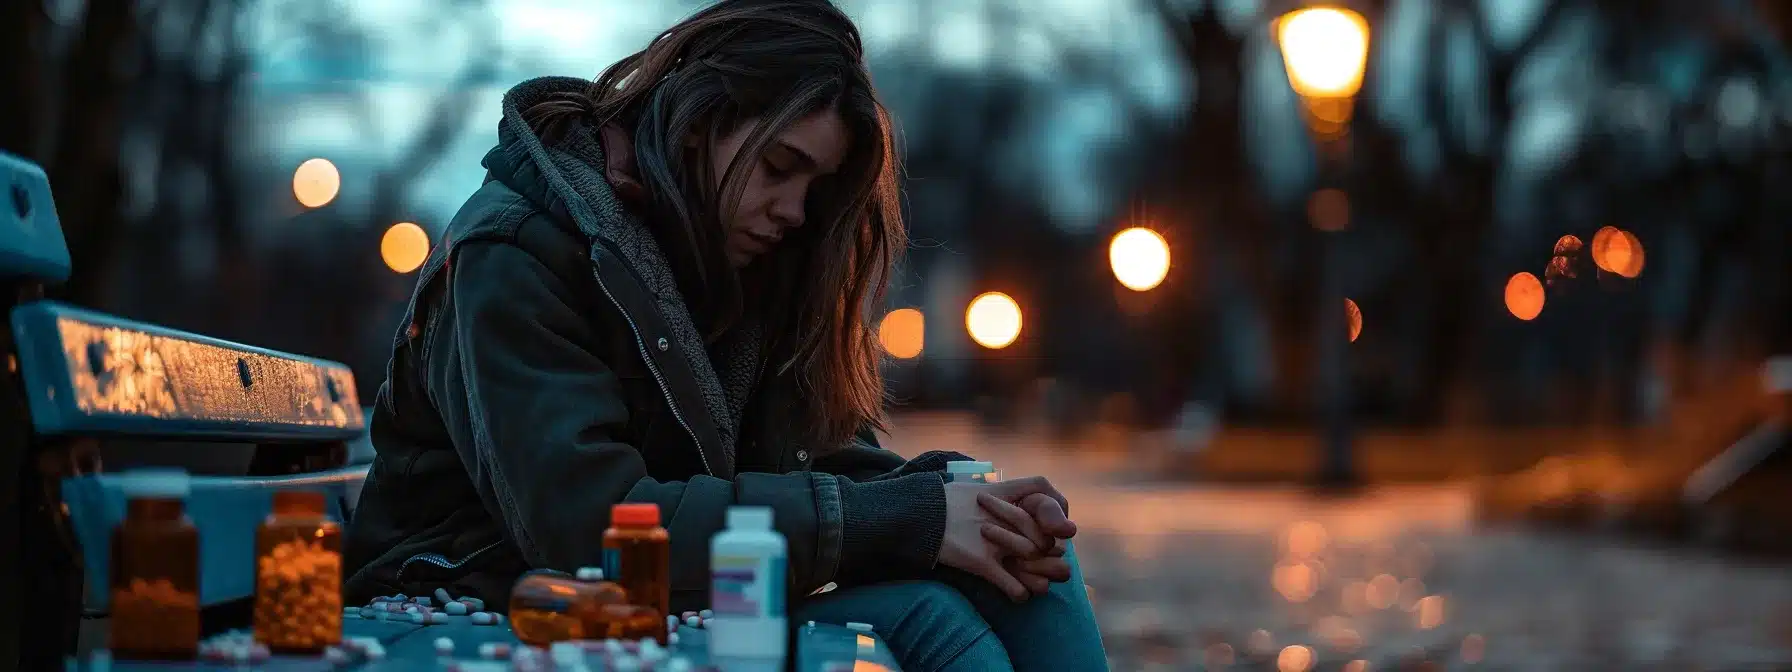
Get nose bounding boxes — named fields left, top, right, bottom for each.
left=769, top=190, right=805, bottom=230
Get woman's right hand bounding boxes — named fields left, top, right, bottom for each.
left=937, top=476, right=1071, bottom=601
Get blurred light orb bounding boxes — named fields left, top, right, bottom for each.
left=1345, top=298, right=1362, bottom=342
left=1276, top=8, right=1371, bottom=99
left=878, top=308, right=925, bottom=359
left=1553, top=234, right=1583, bottom=256
left=966, top=292, right=1022, bottom=350
left=292, top=158, right=340, bottom=208
left=381, top=222, right=430, bottom=274
left=1505, top=272, right=1545, bottom=321
left=1277, top=644, right=1315, bottom=672
left=1592, top=226, right=1646, bottom=278
left=1109, top=227, right=1171, bottom=291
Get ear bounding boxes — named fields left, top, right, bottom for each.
left=599, top=123, right=645, bottom=203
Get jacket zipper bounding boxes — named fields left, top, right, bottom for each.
left=591, top=267, right=713, bottom=477
left=396, top=540, right=503, bottom=582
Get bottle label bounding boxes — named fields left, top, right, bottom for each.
left=602, top=548, right=621, bottom=582
left=710, top=554, right=784, bottom=617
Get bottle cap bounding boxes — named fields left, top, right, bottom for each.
left=575, top=567, right=605, bottom=582
left=611, top=503, right=660, bottom=527
left=945, top=460, right=995, bottom=475
left=271, top=489, right=327, bottom=516
left=726, top=506, right=773, bottom=530
left=846, top=621, right=873, bottom=633
left=118, top=469, right=191, bottom=498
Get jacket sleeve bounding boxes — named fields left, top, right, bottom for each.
left=811, top=429, right=974, bottom=483
left=425, top=239, right=946, bottom=601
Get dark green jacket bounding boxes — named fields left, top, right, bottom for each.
left=343, top=77, right=964, bottom=612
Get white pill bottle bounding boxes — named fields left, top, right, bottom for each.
left=945, top=460, right=1001, bottom=483
left=709, top=506, right=787, bottom=671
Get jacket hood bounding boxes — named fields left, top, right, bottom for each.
left=483, top=75, right=762, bottom=470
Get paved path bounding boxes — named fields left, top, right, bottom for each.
left=886, top=414, right=1792, bottom=671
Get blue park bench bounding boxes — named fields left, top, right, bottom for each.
left=0, top=151, right=899, bottom=670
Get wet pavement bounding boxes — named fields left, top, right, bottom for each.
left=886, top=414, right=1792, bottom=671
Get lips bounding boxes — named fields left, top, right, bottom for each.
left=741, top=231, right=781, bottom=253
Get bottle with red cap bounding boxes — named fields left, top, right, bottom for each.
left=604, top=502, right=670, bottom=642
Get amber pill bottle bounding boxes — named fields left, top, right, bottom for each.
left=252, top=490, right=342, bottom=653
left=603, top=503, right=670, bottom=639
left=109, top=470, right=201, bottom=660
left=509, top=569, right=630, bottom=646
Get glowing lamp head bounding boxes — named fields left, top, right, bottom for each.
left=1276, top=7, right=1372, bottom=100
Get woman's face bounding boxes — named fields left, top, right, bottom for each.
left=710, top=106, right=850, bottom=268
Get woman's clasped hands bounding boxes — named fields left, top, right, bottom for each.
left=939, top=475, right=1078, bottom=602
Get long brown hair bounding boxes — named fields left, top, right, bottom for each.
left=522, top=0, right=903, bottom=446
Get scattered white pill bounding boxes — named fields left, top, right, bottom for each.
left=471, top=611, right=495, bottom=625
left=409, top=612, right=427, bottom=624
left=666, top=632, right=680, bottom=647
left=613, top=654, right=642, bottom=671
left=480, top=642, right=513, bottom=659
left=440, top=601, right=465, bottom=616
left=550, top=641, right=582, bottom=664
left=323, top=647, right=349, bottom=664
left=416, top=596, right=433, bottom=607
left=604, top=639, right=624, bottom=654
left=435, top=587, right=454, bottom=604
left=665, top=657, right=694, bottom=672
left=846, top=622, right=873, bottom=633
left=364, top=643, right=387, bottom=660
left=697, top=609, right=713, bottom=619
left=433, top=637, right=455, bottom=655
left=462, top=597, right=485, bottom=611
left=393, top=593, right=408, bottom=601
left=575, top=566, right=605, bottom=581
left=684, top=615, right=701, bottom=628
left=429, top=611, right=450, bottom=624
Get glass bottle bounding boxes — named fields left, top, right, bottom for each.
left=252, top=490, right=342, bottom=653
left=109, top=470, right=201, bottom=660
left=509, top=569, right=630, bottom=646
left=603, top=503, right=670, bottom=642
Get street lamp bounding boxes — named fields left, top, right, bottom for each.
left=1277, top=5, right=1370, bottom=488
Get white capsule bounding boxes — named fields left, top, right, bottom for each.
left=665, top=657, right=694, bottom=672
left=433, top=637, right=455, bottom=655
left=575, top=566, right=605, bottom=582
left=462, top=597, right=486, bottom=611
left=323, top=647, right=349, bottom=664
left=480, top=642, right=512, bottom=660
left=470, top=611, right=496, bottom=625
left=364, top=644, right=387, bottom=660
left=409, top=612, right=427, bottom=624
left=604, top=639, right=625, bottom=654
left=416, top=596, right=433, bottom=607
left=611, top=655, right=641, bottom=671
left=435, top=587, right=453, bottom=603
left=697, top=609, right=713, bottom=619
left=846, top=622, right=873, bottom=633
left=684, top=615, right=701, bottom=628
left=666, top=632, right=680, bottom=647
left=429, top=611, right=450, bottom=624
left=550, top=642, right=582, bottom=664
left=444, top=601, right=469, bottom=616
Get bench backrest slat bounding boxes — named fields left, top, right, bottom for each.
left=11, top=301, right=365, bottom=441
left=0, top=151, right=71, bottom=283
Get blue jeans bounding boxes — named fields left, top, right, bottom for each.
left=795, top=543, right=1107, bottom=672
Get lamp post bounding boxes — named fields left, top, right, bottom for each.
left=1276, top=6, right=1370, bottom=488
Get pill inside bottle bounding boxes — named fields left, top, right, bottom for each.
left=252, top=489, right=343, bottom=653
left=509, top=569, right=630, bottom=646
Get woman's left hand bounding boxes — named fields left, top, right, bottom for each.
left=977, top=491, right=1076, bottom=594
